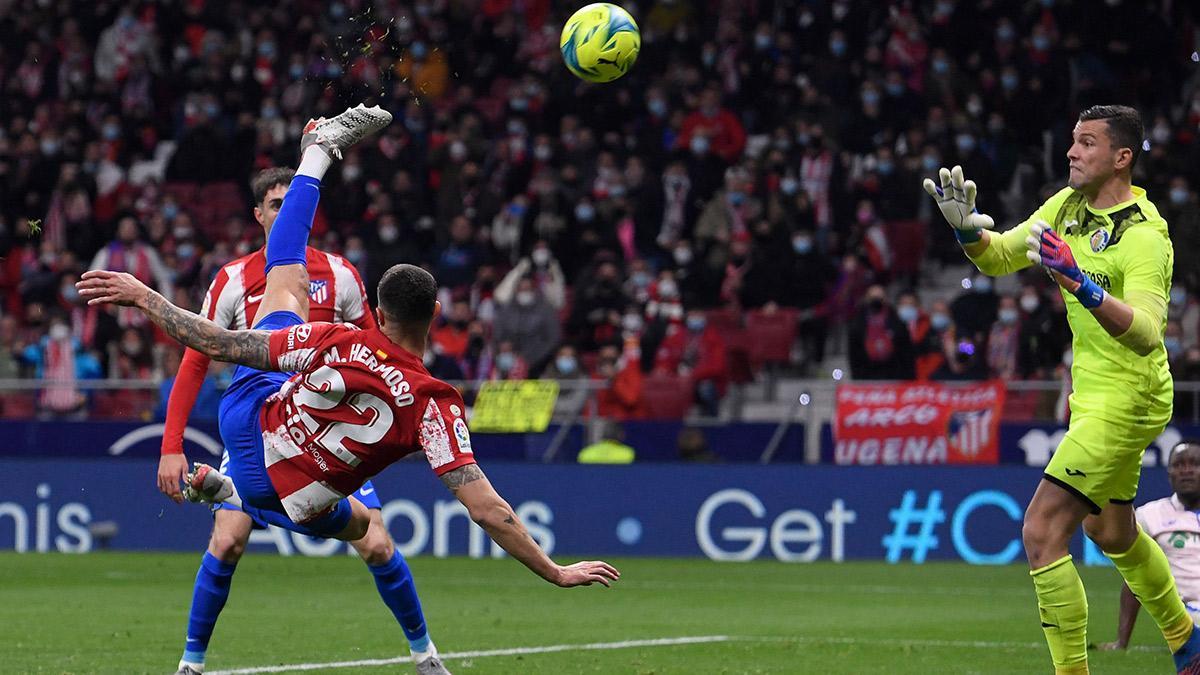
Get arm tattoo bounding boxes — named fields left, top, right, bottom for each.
left=141, top=292, right=273, bottom=370
left=439, top=464, right=485, bottom=494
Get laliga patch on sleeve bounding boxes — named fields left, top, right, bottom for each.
left=453, top=417, right=473, bottom=454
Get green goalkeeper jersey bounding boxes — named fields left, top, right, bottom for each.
left=966, top=186, right=1173, bottom=426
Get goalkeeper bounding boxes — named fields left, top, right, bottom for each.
left=924, top=105, right=1199, bottom=675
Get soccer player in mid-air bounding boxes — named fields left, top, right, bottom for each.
left=924, top=105, right=1200, bottom=674
left=157, top=166, right=440, bottom=675
left=79, top=103, right=619, bottom=667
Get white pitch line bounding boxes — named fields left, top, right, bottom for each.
left=207, top=635, right=732, bottom=675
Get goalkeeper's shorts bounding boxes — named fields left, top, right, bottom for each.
left=1044, top=410, right=1167, bottom=513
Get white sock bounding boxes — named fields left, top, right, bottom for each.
left=411, top=641, right=438, bottom=662
left=297, top=145, right=332, bottom=181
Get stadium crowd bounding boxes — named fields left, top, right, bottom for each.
left=1, top=0, right=1199, bottom=419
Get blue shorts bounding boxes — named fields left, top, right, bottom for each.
left=214, top=449, right=381, bottom=527
left=217, top=310, right=353, bottom=537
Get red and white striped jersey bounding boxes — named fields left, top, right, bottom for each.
left=200, top=247, right=375, bottom=331
left=260, top=322, right=476, bottom=523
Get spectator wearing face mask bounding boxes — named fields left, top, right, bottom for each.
left=642, top=271, right=684, bottom=371
left=569, top=260, right=628, bottom=352
left=493, top=277, right=561, bottom=376
left=896, top=290, right=931, bottom=348
left=987, top=295, right=1022, bottom=379
left=695, top=166, right=762, bottom=249
left=593, top=341, right=645, bottom=420
left=1168, top=285, right=1199, bottom=353
left=915, top=299, right=954, bottom=380
left=435, top=215, right=487, bottom=292
left=654, top=310, right=728, bottom=417
left=543, top=344, right=589, bottom=414
left=657, top=162, right=695, bottom=248
left=1017, top=285, right=1071, bottom=379
left=487, top=340, right=529, bottom=381
left=493, top=242, right=566, bottom=310
left=674, top=86, right=746, bottom=166
left=1166, top=320, right=1186, bottom=368
left=20, top=313, right=101, bottom=417
left=431, top=299, right=473, bottom=361
left=848, top=284, right=915, bottom=381
left=951, top=274, right=999, bottom=340
left=786, top=230, right=837, bottom=369
left=366, top=214, right=421, bottom=296
left=1162, top=178, right=1200, bottom=294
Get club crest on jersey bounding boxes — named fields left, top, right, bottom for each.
left=309, top=279, right=328, bottom=304
left=1090, top=228, right=1110, bottom=253
left=453, top=417, right=473, bottom=453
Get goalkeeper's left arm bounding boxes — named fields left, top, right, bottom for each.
left=1025, top=222, right=1168, bottom=356
left=922, top=165, right=1035, bottom=277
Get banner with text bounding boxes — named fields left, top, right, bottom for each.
left=0, top=460, right=1165, bottom=565
left=834, top=381, right=1006, bottom=465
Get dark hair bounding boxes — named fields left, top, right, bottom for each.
left=250, top=167, right=295, bottom=206
left=1078, top=105, right=1144, bottom=169
left=377, top=264, right=438, bottom=325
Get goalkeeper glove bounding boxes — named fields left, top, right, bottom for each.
left=921, top=165, right=995, bottom=243
left=1025, top=221, right=1105, bottom=308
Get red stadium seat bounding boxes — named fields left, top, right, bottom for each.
left=640, top=373, right=694, bottom=419
left=745, top=308, right=798, bottom=368
left=0, top=393, right=36, bottom=419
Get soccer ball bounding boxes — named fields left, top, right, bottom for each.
left=560, top=3, right=640, bottom=83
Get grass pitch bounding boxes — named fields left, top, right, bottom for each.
left=0, top=552, right=1175, bottom=673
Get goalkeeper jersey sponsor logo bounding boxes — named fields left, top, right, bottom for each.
left=1080, top=268, right=1112, bottom=291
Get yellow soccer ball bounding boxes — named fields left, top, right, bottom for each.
left=560, top=3, right=640, bottom=83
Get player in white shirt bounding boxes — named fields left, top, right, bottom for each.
left=1099, top=440, right=1200, bottom=651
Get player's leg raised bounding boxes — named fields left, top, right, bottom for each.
left=257, top=104, right=392, bottom=323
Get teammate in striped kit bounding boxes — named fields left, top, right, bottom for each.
left=81, top=104, right=619, bottom=672
left=153, top=139, right=442, bottom=672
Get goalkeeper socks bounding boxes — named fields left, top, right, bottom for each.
left=264, top=174, right=321, bottom=273
left=1031, top=555, right=1089, bottom=674
left=368, top=549, right=431, bottom=653
left=1109, top=528, right=1194, bottom=651
left=182, top=552, right=237, bottom=668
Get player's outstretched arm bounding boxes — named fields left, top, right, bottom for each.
left=77, top=270, right=274, bottom=370
left=440, top=464, right=620, bottom=588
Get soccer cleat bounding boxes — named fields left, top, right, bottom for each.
left=183, top=463, right=239, bottom=506
left=300, top=104, right=392, bottom=159
left=414, top=653, right=451, bottom=675
left=1175, top=623, right=1200, bottom=674
left=175, top=664, right=203, bottom=675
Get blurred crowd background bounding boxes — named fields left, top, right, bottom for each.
left=2, top=0, right=1200, bottom=420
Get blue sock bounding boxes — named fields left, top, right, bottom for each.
left=264, top=174, right=321, bottom=273
left=182, top=552, right=237, bottom=665
left=369, top=550, right=430, bottom=652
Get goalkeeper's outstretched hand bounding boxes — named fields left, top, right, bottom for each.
left=922, top=165, right=995, bottom=243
